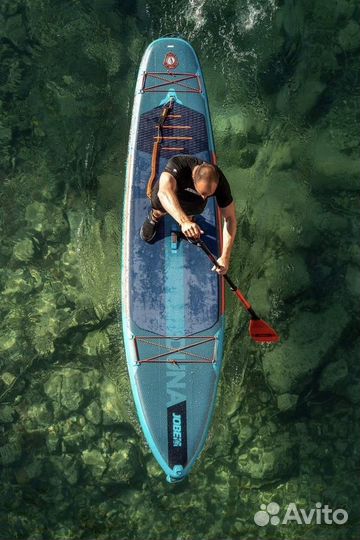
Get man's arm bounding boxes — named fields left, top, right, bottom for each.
left=158, top=172, right=188, bottom=224
left=158, top=172, right=203, bottom=239
left=212, top=201, right=237, bottom=275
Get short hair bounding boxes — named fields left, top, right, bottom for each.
left=193, top=163, right=219, bottom=185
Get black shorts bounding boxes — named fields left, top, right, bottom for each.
left=150, top=180, right=206, bottom=215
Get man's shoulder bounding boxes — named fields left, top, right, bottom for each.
left=164, top=155, right=201, bottom=179
left=170, top=154, right=202, bottom=167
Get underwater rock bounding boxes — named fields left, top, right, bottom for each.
left=248, top=254, right=311, bottom=313
left=308, top=134, right=359, bottom=191
left=345, top=265, right=360, bottom=300
left=100, top=379, right=128, bottom=425
left=146, top=459, right=163, bottom=480
left=25, top=201, right=68, bottom=240
left=62, top=416, right=97, bottom=451
left=268, top=142, right=294, bottom=171
left=0, top=330, right=17, bottom=351
left=44, top=368, right=99, bottom=414
left=25, top=202, right=48, bottom=232
left=293, top=79, right=327, bottom=117
left=340, top=382, right=360, bottom=404
left=75, top=213, right=119, bottom=322
left=50, top=454, right=79, bottom=485
left=319, top=358, right=348, bottom=392
left=211, top=465, right=231, bottom=501
left=246, top=277, right=272, bottom=317
left=33, top=333, right=55, bottom=356
left=85, top=400, right=102, bottom=425
left=263, top=253, right=311, bottom=300
left=23, top=402, right=53, bottom=429
left=236, top=148, right=257, bottom=168
left=83, top=330, right=110, bottom=356
left=60, top=243, right=79, bottom=270
left=46, top=427, right=61, bottom=453
left=214, top=108, right=265, bottom=147
left=106, top=444, right=139, bottom=483
left=238, top=432, right=297, bottom=484
left=277, top=393, right=299, bottom=412
left=15, top=458, right=43, bottom=484
left=2, top=269, right=33, bottom=295
left=13, top=238, right=34, bottom=262
left=1, top=372, right=16, bottom=386
left=250, top=173, right=322, bottom=249
left=84, top=37, right=124, bottom=77
left=238, top=424, right=254, bottom=447
left=0, top=404, right=15, bottom=423
left=1, top=13, right=27, bottom=47
left=263, top=304, right=350, bottom=394
left=338, top=20, right=360, bottom=52
left=0, top=435, right=22, bottom=465
left=81, top=448, right=107, bottom=479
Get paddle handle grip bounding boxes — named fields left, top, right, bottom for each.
left=195, top=239, right=257, bottom=315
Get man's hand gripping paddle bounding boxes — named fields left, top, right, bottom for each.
left=190, top=238, right=280, bottom=344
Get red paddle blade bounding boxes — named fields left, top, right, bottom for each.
left=249, top=319, right=280, bottom=343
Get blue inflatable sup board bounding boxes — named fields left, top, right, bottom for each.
left=122, top=37, right=225, bottom=483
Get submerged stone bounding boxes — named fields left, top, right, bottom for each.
left=0, top=436, right=22, bottom=465
left=0, top=404, right=15, bottom=423
left=264, top=254, right=311, bottom=300
left=85, top=400, right=102, bottom=425
left=319, top=359, right=348, bottom=392
left=1, top=372, right=16, bottom=386
left=0, top=330, right=17, bottom=351
left=340, top=383, right=360, bottom=404
left=345, top=265, right=360, bottom=300
left=251, top=173, right=322, bottom=250
left=263, top=304, right=350, bottom=394
left=50, top=455, right=79, bottom=485
left=83, top=330, right=110, bottom=356
left=100, top=380, right=127, bottom=425
left=338, top=20, right=360, bottom=52
left=24, top=201, right=68, bottom=240
left=46, top=428, right=60, bottom=453
left=237, top=148, right=257, bottom=168
left=106, top=444, right=139, bottom=483
left=15, top=458, right=43, bottom=484
left=13, top=238, right=34, bottom=262
left=81, top=448, right=107, bottom=479
left=25, top=202, right=48, bottom=232
left=238, top=433, right=297, bottom=483
left=44, top=368, right=98, bottom=413
left=277, top=393, right=299, bottom=412
left=24, top=402, right=53, bottom=429
left=3, top=269, right=33, bottom=295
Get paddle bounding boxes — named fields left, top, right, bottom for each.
left=189, top=238, right=280, bottom=344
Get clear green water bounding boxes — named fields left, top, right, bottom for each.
left=0, top=1, right=359, bottom=539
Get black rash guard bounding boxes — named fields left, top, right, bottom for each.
left=150, top=154, right=233, bottom=215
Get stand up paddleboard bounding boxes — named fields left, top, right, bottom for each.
left=122, top=37, right=225, bottom=483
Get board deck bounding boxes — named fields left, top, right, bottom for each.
left=121, top=37, right=225, bottom=483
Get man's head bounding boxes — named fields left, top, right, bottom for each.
left=192, top=163, right=219, bottom=199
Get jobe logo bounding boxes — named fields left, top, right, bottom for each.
left=166, top=362, right=185, bottom=406
left=172, top=413, right=182, bottom=447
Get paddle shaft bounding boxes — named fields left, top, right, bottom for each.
left=195, top=239, right=259, bottom=320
